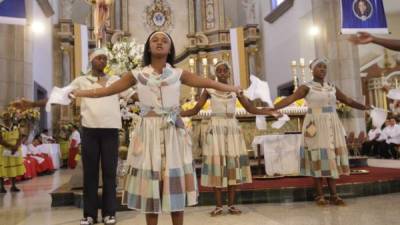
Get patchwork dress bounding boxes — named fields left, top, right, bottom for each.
left=201, top=89, right=252, bottom=188
left=123, top=64, right=198, bottom=213
left=300, top=81, right=350, bottom=179
left=0, top=127, right=25, bottom=178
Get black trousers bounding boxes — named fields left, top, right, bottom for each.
left=81, top=127, right=119, bottom=219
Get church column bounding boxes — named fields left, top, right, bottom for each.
left=312, top=0, right=366, bottom=133
left=114, top=0, right=122, bottom=30
left=188, top=0, right=196, bottom=34
left=121, top=0, right=129, bottom=32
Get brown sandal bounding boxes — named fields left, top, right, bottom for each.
left=210, top=207, right=223, bottom=217
left=330, top=195, right=346, bottom=206
left=228, top=205, right=242, bottom=215
left=314, top=195, right=328, bottom=206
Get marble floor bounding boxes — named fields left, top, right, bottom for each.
left=1, top=170, right=400, bottom=225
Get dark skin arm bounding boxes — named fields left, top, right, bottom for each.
left=237, top=94, right=281, bottom=117
left=335, top=87, right=371, bottom=110
left=180, top=90, right=209, bottom=117
left=273, top=85, right=309, bottom=110
left=349, top=32, right=400, bottom=51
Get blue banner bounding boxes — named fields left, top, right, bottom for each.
left=341, top=0, right=388, bottom=34
left=0, top=0, right=26, bottom=25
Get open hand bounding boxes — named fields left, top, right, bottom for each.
left=270, top=110, right=282, bottom=118
left=348, top=32, right=374, bottom=45
left=233, top=86, right=244, bottom=96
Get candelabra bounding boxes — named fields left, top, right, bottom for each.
left=291, top=58, right=308, bottom=92
left=189, top=58, right=196, bottom=101
left=291, top=60, right=298, bottom=91
left=202, top=58, right=208, bottom=79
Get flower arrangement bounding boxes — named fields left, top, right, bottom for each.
left=0, top=106, right=40, bottom=127
left=336, top=102, right=352, bottom=118
left=104, top=38, right=144, bottom=76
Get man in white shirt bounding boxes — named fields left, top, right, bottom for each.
left=362, top=126, right=382, bottom=156
left=378, top=118, right=400, bottom=159
left=40, top=129, right=55, bottom=144
left=14, top=48, right=134, bottom=225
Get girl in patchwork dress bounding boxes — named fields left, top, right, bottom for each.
left=181, top=61, right=280, bottom=216
left=274, top=58, right=371, bottom=206
left=0, top=113, right=26, bottom=193
left=72, top=31, right=242, bottom=225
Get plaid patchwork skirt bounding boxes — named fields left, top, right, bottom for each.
left=122, top=117, right=198, bottom=213
left=300, top=109, right=350, bottom=179
left=201, top=117, right=252, bottom=188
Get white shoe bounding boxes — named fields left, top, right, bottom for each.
left=103, top=216, right=116, bottom=225
left=80, top=217, right=95, bottom=225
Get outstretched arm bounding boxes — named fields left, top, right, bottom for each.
left=274, top=85, right=309, bottom=110
left=336, top=87, right=371, bottom=110
left=180, top=90, right=209, bottom=117
left=349, top=32, right=400, bottom=51
left=73, top=72, right=136, bottom=98
left=237, top=94, right=281, bottom=118
left=180, top=70, right=241, bottom=94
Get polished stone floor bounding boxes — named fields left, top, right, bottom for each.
left=1, top=170, right=400, bottom=225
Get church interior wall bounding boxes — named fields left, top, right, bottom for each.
left=259, top=0, right=313, bottom=99
left=32, top=0, right=54, bottom=130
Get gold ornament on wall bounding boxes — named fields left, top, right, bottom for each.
left=145, top=0, right=173, bottom=32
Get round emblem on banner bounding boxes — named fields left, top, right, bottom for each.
left=145, top=0, right=173, bottom=32
left=352, top=0, right=373, bottom=21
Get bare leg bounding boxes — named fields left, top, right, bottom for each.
left=210, top=188, right=224, bottom=216
left=327, top=178, right=337, bottom=196
left=227, top=185, right=241, bottom=214
left=214, top=187, right=223, bottom=207
left=146, top=214, right=158, bottom=225
left=313, top=178, right=327, bottom=205
left=313, top=177, right=324, bottom=196
left=171, top=211, right=184, bottom=225
left=227, top=185, right=236, bottom=206
left=327, top=178, right=345, bottom=205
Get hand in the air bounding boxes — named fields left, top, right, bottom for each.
left=348, top=32, right=374, bottom=45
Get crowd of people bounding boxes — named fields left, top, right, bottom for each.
left=362, top=117, right=400, bottom=159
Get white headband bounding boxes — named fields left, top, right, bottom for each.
left=215, top=61, right=232, bottom=72
left=149, top=31, right=172, bottom=42
left=89, top=48, right=108, bottom=62
left=309, top=57, right=329, bottom=70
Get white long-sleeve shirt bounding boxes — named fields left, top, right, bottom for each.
left=368, top=128, right=381, bottom=141
left=382, top=124, right=400, bottom=144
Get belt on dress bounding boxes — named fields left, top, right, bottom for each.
left=307, top=106, right=336, bottom=114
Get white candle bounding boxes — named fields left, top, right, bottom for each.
left=291, top=60, right=297, bottom=66
left=202, top=58, right=208, bottom=65
left=213, top=58, right=218, bottom=65
left=300, top=58, right=305, bottom=66
left=189, top=58, right=195, bottom=66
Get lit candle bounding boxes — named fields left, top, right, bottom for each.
left=202, top=58, right=208, bottom=65
left=300, top=58, right=305, bottom=66
left=291, top=60, right=297, bottom=66
left=213, top=58, right=218, bottom=65
left=189, top=58, right=195, bottom=66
